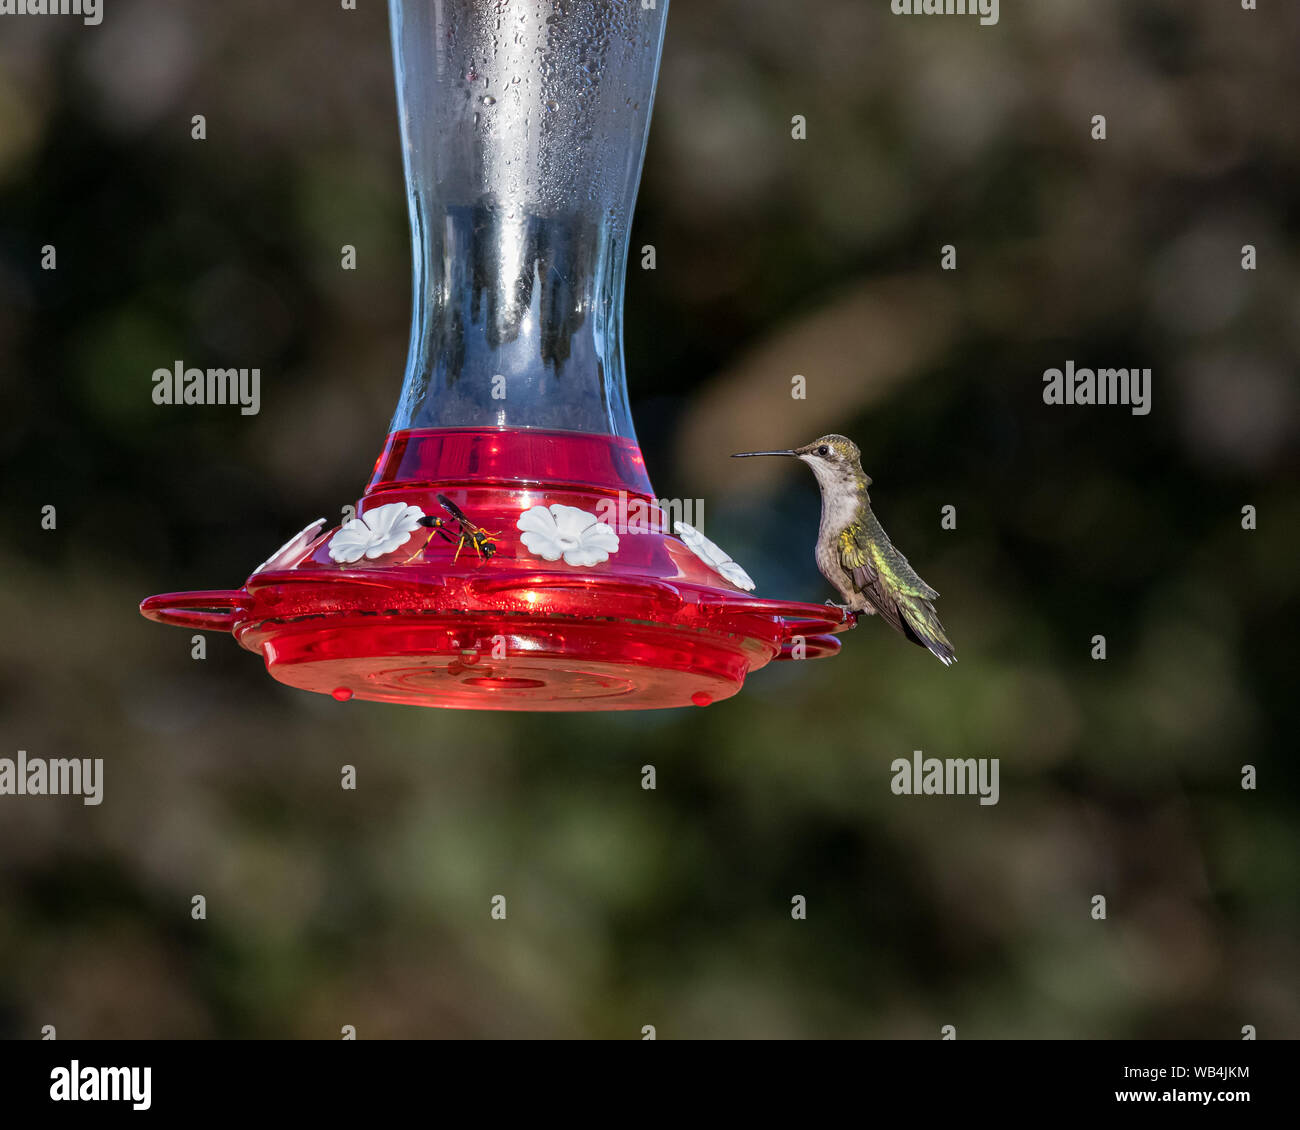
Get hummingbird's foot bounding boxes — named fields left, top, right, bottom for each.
left=823, top=599, right=866, bottom=630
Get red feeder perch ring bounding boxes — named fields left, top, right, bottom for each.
left=140, top=3, right=856, bottom=710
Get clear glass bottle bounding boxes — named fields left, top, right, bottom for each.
left=387, top=0, right=668, bottom=441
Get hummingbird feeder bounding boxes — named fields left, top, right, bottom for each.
left=140, top=0, right=852, bottom=710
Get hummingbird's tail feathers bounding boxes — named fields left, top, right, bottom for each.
left=899, top=597, right=957, bottom=667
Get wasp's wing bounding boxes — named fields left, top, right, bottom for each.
left=436, top=493, right=472, bottom=525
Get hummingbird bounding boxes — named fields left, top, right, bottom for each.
left=733, top=435, right=956, bottom=666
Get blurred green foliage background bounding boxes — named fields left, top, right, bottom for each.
left=1, top=0, right=1297, bottom=1038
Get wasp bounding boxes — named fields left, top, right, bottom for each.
left=418, top=493, right=499, bottom=562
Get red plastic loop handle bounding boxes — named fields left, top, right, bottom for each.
left=774, top=633, right=842, bottom=661
left=782, top=610, right=857, bottom=639
left=139, top=590, right=245, bottom=632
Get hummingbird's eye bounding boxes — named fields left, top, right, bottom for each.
left=817, top=445, right=830, bottom=457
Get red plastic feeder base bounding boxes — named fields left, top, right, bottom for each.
left=141, top=429, right=853, bottom=711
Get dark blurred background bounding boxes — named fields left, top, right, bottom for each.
left=1, top=0, right=1297, bottom=1038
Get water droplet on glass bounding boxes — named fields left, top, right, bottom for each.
left=481, top=95, right=497, bottom=106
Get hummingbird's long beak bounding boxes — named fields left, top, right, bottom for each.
left=731, top=449, right=796, bottom=458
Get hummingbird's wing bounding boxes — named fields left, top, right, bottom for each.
left=839, top=512, right=956, bottom=666
left=837, top=523, right=908, bottom=636
left=863, top=509, right=940, bottom=599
